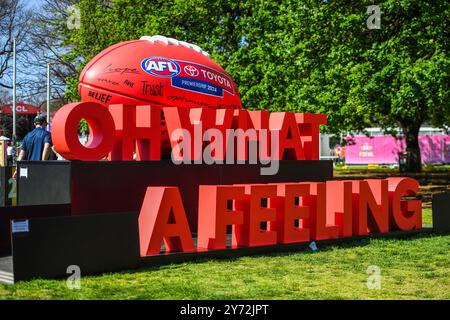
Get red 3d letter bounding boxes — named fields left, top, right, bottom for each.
left=164, top=107, right=213, bottom=161
left=269, top=183, right=310, bottom=244
left=230, top=110, right=269, bottom=161
left=138, top=187, right=195, bottom=256
left=301, top=182, right=339, bottom=240
left=269, top=112, right=305, bottom=160
left=387, top=177, right=422, bottom=231
left=352, top=180, right=389, bottom=235
left=326, top=181, right=353, bottom=237
left=295, top=113, right=327, bottom=160
left=108, top=104, right=161, bottom=160
left=197, top=185, right=245, bottom=250
left=206, top=109, right=234, bottom=161
left=235, top=184, right=278, bottom=247
left=52, top=102, right=115, bottom=161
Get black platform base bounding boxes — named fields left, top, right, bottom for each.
left=432, top=192, right=450, bottom=233
left=0, top=166, right=15, bottom=207
left=10, top=212, right=140, bottom=282
left=0, top=213, right=434, bottom=284
left=17, top=160, right=333, bottom=232
left=0, top=204, right=70, bottom=256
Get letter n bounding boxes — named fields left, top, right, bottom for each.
left=138, top=187, right=195, bottom=256
left=352, top=180, right=389, bottom=235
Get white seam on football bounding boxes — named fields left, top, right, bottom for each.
left=140, top=35, right=210, bottom=57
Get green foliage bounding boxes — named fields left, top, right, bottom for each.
left=61, top=0, right=449, bottom=137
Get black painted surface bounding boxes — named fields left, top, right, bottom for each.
left=12, top=212, right=140, bottom=282
left=0, top=204, right=70, bottom=256
left=0, top=166, right=14, bottom=207
left=17, top=161, right=71, bottom=206
left=18, top=160, right=333, bottom=231
left=432, top=192, right=450, bottom=233
left=0, top=166, right=6, bottom=207
left=8, top=221, right=432, bottom=282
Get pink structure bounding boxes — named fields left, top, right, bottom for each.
left=345, top=135, right=450, bottom=165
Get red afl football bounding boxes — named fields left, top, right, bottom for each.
left=79, top=35, right=242, bottom=110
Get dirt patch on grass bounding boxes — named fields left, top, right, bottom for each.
left=333, top=171, right=449, bottom=207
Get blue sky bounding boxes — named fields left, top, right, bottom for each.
left=25, top=0, right=43, bottom=9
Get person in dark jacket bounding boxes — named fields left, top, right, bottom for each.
left=17, top=114, right=52, bottom=161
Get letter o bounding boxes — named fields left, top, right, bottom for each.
left=52, top=102, right=115, bottom=161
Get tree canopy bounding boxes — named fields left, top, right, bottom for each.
left=55, top=0, right=450, bottom=170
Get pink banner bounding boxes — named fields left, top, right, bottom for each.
left=345, top=135, right=450, bottom=164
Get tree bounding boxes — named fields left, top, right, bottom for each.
left=226, top=0, right=450, bottom=172
left=23, top=0, right=80, bottom=106
left=58, top=0, right=449, bottom=172
left=0, top=0, right=31, bottom=89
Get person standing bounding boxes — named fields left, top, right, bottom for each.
left=17, top=114, right=53, bottom=161
left=6, top=141, right=13, bottom=165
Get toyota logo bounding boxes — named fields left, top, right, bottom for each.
left=184, top=65, right=199, bottom=77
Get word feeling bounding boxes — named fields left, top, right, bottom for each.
left=138, top=178, right=422, bottom=256
left=51, top=102, right=326, bottom=172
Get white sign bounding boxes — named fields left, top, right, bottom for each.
left=19, top=167, right=28, bottom=178
left=12, top=220, right=29, bottom=234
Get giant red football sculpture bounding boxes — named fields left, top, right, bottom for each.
left=79, top=35, right=242, bottom=110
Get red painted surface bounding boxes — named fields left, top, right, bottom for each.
left=52, top=103, right=325, bottom=162
left=269, top=183, right=310, bottom=244
left=269, top=112, right=305, bottom=160
left=138, top=187, right=195, bottom=256
left=351, top=180, right=389, bottom=236
left=108, top=104, right=162, bottom=160
left=137, top=179, right=422, bottom=257
left=78, top=38, right=242, bottom=110
left=387, top=177, right=422, bottom=231
left=197, top=185, right=245, bottom=250
left=51, top=102, right=115, bottom=161
left=235, top=184, right=278, bottom=247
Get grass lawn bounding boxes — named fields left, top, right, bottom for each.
left=333, top=164, right=450, bottom=174
left=0, top=208, right=448, bottom=300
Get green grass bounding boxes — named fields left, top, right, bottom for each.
left=333, top=164, right=450, bottom=175
left=0, top=209, right=446, bottom=300
left=423, top=208, right=432, bottom=226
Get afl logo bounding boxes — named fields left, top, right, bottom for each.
left=141, top=57, right=181, bottom=78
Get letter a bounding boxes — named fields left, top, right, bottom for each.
left=138, top=187, right=195, bottom=256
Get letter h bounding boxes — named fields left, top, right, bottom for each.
left=108, top=104, right=162, bottom=160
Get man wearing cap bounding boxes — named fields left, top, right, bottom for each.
left=17, top=114, right=52, bottom=161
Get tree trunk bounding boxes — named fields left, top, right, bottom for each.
left=402, top=124, right=422, bottom=172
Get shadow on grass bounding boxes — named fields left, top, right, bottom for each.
left=119, top=230, right=447, bottom=276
